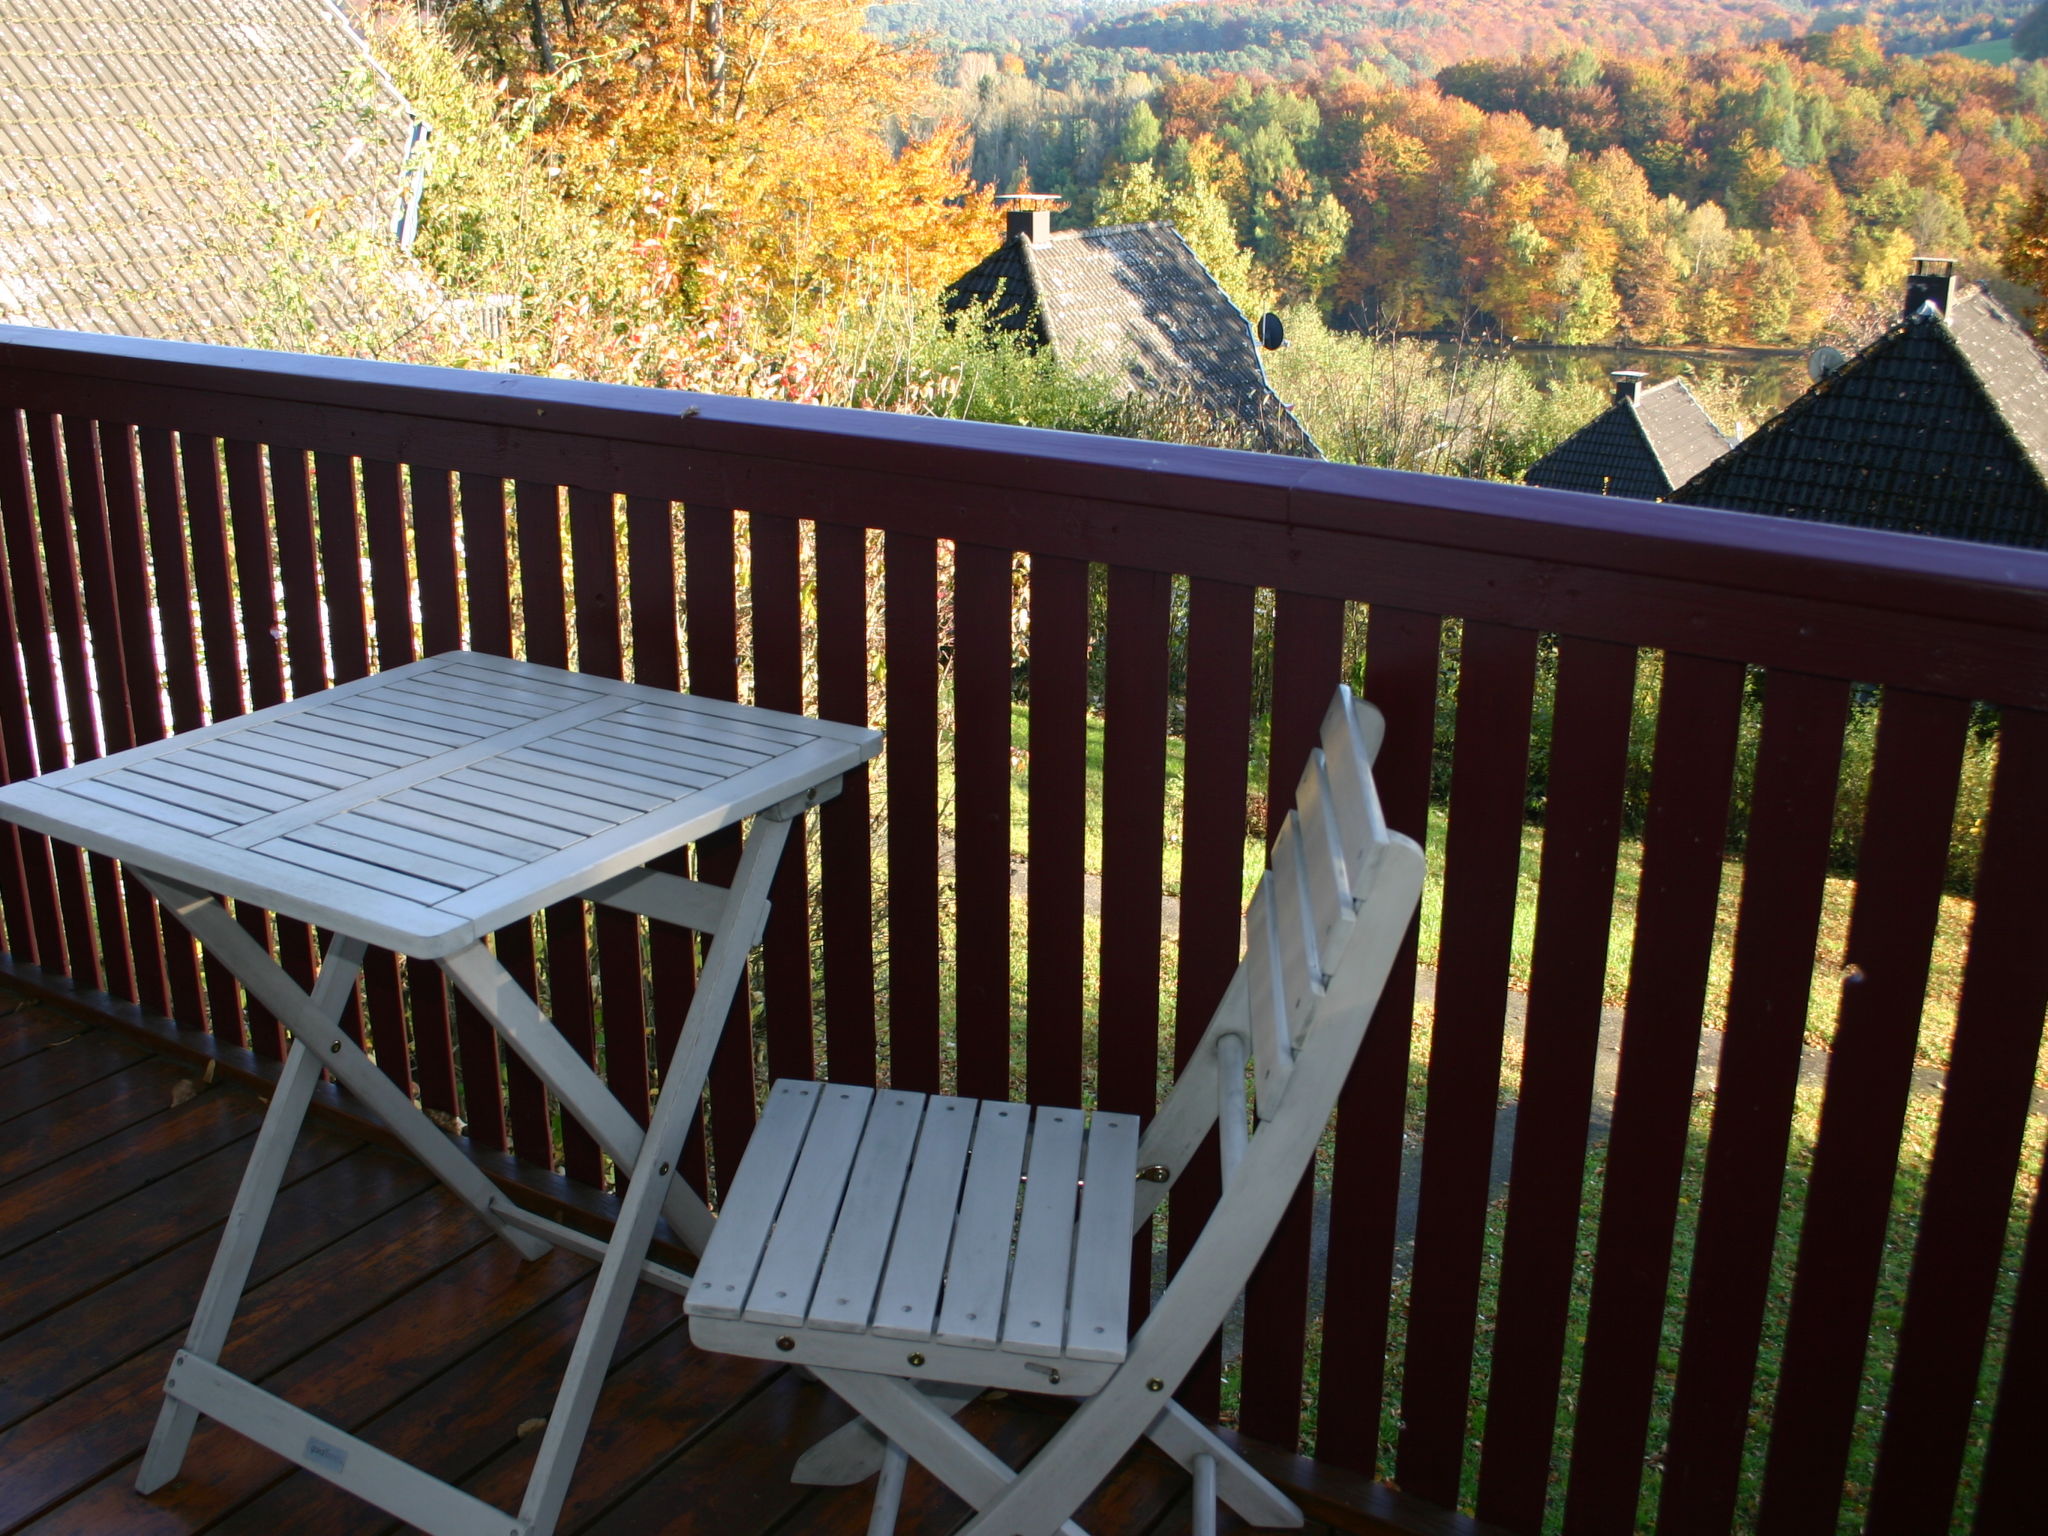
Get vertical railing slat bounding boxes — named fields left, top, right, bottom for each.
left=96, top=424, right=170, bottom=1019
left=453, top=472, right=520, bottom=1158
left=1317, top=603, right=1440, bottom=1474
left=682, top=501, right=754, bottom=1194
left=517, top=479, right=600, bottom=1186
left=183, top=431, right=249, bottom=1047
left=1656, top=668, right=1851, bottom=1534
left=884, top=532, right=941, bottom=1092
left=815, top=519, right=876, bottom=1085
left=267, top=447, right=328, bottom=697
left=950, top=541, right=1015, bottom=1104
left=1026, top=553, right=1088, bottom=1109
left=1475, top=635, right=1638, bottom=1532
left=265, top=447, right=325, bottom=1005
left=140, top=428, right=210, bottom=1031
left=0, top=412, right=60, bottom=974
left=748, top=512, right=814, bottom=1085
left=1098, top=563, right=1172, bottom=1329
left=625, top=495, right=701, bottom=1193
left=1976, top=1133, right=2048, bottom=1529
left=23, top=414, right=103, bottom=995
left=1241, top=588, right=1347, bottom=1451
left=58, top=416, right=136, bottom=1004
left=569, top=485, right=651, bottom=1130
left=220, top=438, right=287, bottom=1058
left=1397, top=620, right=1541, bottom=1496
left=1564, top=652, right=1749, bottom=1532
left=1168, top=576, right=1256, bottom=1423
left=1097, top=563, right=1171, bottom=1118
left=1755, top=689, right=1971, bottom=1533
left=1867, top=706, right=2048, bottom=1532
left=309, top=451, right=371, bottom=1053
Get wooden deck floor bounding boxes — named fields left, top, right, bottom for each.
left=0, top=1000, right=1332, bottom=1536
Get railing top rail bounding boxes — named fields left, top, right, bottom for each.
left=7, top=324, right=2048, bottom=706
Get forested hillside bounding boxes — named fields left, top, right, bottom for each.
left=877, top=1, right=2033, bottom=84
left=966, top=26, right=2048, bottom=345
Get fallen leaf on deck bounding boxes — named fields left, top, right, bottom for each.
left=517, top=1417, right=547, bottom=1439
left=169, top=1079, right=196, bottom=1107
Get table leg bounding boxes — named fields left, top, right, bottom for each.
left=515, top=813, right=792, bottom=1536
left=438, top=942, right=717, bottom=1256
left=135, top=943, right=356, bottom=1493
left=136, top=873, right=551, bottom=1264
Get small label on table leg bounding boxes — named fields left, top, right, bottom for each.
left=304, top=1436, right=349, bottom=1474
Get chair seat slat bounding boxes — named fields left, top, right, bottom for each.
left=1000, top=1106, right=1088, bottom=1357
left=690, top=1080, right=823, bottom=1320
left=867, top=1096, right=978, bottom=1339
left=1066, top=1112, right=1139, bottom=1362
left=808, top=1090, right=932, bottom=1332
left=930, top=1100, right=1029, bottom=1349
left=744, top=1083, right=875, bottom=1326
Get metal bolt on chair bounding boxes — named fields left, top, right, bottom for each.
left=683, top=685, right=1424, bottom=1535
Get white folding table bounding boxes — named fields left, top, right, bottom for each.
left=0, top=650, right=880, bottom=1536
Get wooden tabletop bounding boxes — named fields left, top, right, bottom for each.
left=0, top=653, right=881, bottom=957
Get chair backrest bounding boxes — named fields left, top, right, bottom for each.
left=1132, top=685, right=1422, bottom=1344
left=1235, top=684, right=1405, bottom=1128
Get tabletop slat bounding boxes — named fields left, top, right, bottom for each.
left=0, top=654, right=883, bottom=957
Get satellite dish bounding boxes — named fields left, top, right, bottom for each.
left=1258, top=312, right=1285, bottom=350
left=1808, top=346, right=1847, bottom=382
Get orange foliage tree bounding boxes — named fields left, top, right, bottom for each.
left=452, top=1, right=998, bottom=326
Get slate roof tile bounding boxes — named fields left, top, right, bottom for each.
left=1672, top=285, right=2048, bottom=550
left=1524, top=377, right=1731, bottom=500
left=945, top=221, right=1320, bottom=457
left=0, top=0, right=413, bottom=344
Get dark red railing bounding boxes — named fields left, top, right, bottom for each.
left=3, top=324, right=2046, bottom=1535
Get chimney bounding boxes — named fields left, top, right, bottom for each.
left=1006, top=207, right=1051, bottom=246
left=1612, top=370, right=1647, bottom=404
left=1904, top=255, right=1956, bottom=318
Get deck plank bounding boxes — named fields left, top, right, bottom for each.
left=0, top=1148, right=431, bottom=1431
left=0, top=1192, right=491, bottom=1532
left=0, top=1058, right=200, bottom=1190
left=440, top=1304, right=782, bottom=1534
left=22, top=1242, right=593, bottom=1536
left=0, top=1024, right=150, bottom=1122
left=0, top=1090, right=264, bottom=1261
left=0, top=1113, right=359, bottom=1332
left=205, top=1282, right=686, bottom=1536
left=0, top=1008, right=94, bottom=1069
left=575, top=1366, right=854, bottom=1534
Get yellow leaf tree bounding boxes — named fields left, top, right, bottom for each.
left=513, top=0, right=998, bottom=325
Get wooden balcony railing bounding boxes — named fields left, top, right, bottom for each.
left=2, top=323, right=2045, bottom=1535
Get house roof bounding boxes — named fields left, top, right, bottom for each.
left=1671, top=285, right=2048, bottom=549
left=1524, top=377, right=1732, bottom=500
left=944, top=221, right=1321, bottom=457
left=0, top=0, right=415, bottom=346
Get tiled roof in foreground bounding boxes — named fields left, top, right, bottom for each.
left=1672, top=285, right=2048, bottom=549
left=0, top=0, right=414, bottom=345
left=945, top=221, right=1320, bottom=457
left=1525, top=377, right=1731, bottom=500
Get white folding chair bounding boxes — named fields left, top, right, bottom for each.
left=683, top=685, right=1424, bottom=1535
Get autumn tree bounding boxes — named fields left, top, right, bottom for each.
left=446, top=0, right=998, bottom=325
left=2001, top=184, right=2048, bottom=336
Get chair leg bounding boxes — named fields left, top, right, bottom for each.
left=793, top=1381, right=982, bottom=1485
left=1191, top=1453, right=1217, bottom=1536
left=1144, top=1400, right=1301, bottom=1529
left=867, top=1442, right=909, bottom=1536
